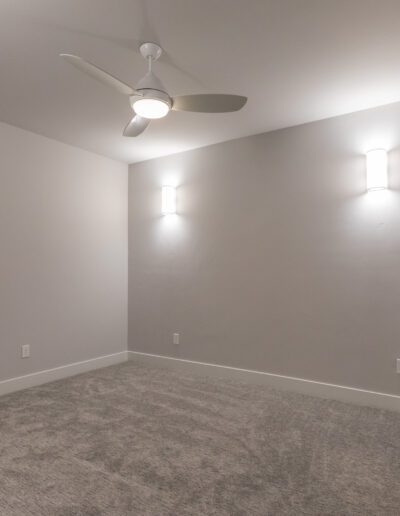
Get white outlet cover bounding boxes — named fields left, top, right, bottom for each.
left=397, top=358, right=400, bottom=373
left=21, top=344, right=30, bottom=358
left=173, top=333, right=180, bottom=345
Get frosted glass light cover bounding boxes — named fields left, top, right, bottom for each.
left=161, top=185, right=176, bottom=214
left=133, top=98, right=169, bottom=119
left=366, top=149, right=388, bottom=191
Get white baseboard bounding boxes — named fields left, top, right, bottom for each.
left=0, top=351, right=129, bottom=397
left=3, top=349, right=398, bottom=412
left=128, top=351, right=400, bottom=413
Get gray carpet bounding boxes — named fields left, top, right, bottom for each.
left=1, top=360, right=400, bottom=515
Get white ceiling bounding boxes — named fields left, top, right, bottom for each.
left=2, top=0, right=400, bottom=163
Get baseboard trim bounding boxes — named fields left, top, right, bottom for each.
left=0, top=351, right=129, bottom=397
left=128, top=351, right=400, bottom=412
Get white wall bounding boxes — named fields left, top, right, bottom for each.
left=129, top=101, right=400, bottom=396
left=0, top=122, right=128, bottom=382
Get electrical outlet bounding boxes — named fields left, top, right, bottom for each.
left=21, top=344, right=30, bottom=358
left=173, top=333, right=180, bottom=345
left=397, top=359, right=400, bottom=373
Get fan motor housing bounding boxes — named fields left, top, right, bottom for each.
left=130, top=89, right=171, bottom=110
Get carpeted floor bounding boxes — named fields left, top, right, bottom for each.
left=1, top=360, right=400, bottom=515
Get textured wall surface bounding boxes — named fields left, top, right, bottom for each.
left=129, top=102, right=400, bottom=395
left=0, top=122, right=128, bottom=381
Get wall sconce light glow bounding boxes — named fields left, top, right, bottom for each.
left=161, top=185, right=176, bottom=215
left=366, top=149, right=388, bottom=191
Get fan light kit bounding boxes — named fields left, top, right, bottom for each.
left=133, top=98, right=169, bottom=119
left=60, top=42, right=247, bottom=137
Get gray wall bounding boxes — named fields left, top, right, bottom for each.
left=0, top=122, right=128, bottom=382
left=129, top=101, right=400, bottom=396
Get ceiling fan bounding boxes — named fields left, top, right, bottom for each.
left=60, top=42, right=247, bottom=137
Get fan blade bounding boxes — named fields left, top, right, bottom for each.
left=60, top=54, right=138, bottom=96
left=123, top=115, right=150, bottom=137
left=172, top=94, right=247, bottom=113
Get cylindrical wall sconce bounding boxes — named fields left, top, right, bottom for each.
left=366, top=149, right=388, bottom=191
left=161, top=185, right=176, bottom=214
